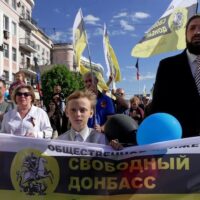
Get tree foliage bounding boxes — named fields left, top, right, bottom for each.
left=41, top=65, right=84, bottom=106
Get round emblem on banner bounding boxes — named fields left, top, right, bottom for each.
left=168, top=8, right=188, bottom=31
left=10, top=149, right=59, bottom=196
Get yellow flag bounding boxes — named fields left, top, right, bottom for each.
left=103, top=24, right=121, bottom=82
left=131, top=0, right=197, bottom=58
left=73, top=8, right=87, bottom=70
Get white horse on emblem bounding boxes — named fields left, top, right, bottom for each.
left=17, top=156, right=54, bottom=185
left=36, top=157, right=54, bottom=183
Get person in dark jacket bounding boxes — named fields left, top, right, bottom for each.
left=149, top=14, right=200, bottom=138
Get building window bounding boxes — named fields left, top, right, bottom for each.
left=26, top=10, right=30, bottom=20
left=12, top=47, right=16, bottom=61
left=3, top=15, right=9, bottom=31
left=25, top=57, right=30, bottom=69
left=3, top=71, right=9, bottom=81
left=20, top=53, right=25, bottom=68
left=21, top=5, right=25, bottom=17
left=11, top=21, right=17, bottom=35
left=3, top=43, right=9, bottom=58
left=42, top=57, right=45, bottom=65
left=12, top=73, right=15, bottom=82
left=12, top=0, right=16, bottom=10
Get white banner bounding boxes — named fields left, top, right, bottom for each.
left=1, top=134, right=200, bottom=199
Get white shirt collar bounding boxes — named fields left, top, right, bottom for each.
left=72, top=126, right=90, bottom=141
left=13, top=105, right=37, bottom=120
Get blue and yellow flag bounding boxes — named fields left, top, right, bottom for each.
left=131, top=0, right=198, bottom=58
left=72, top=8, right=87, bottom=70
left=103, top=24, right=121, bottom=82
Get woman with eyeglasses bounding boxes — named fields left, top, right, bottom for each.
left=0, top=85, right=53, bottom=138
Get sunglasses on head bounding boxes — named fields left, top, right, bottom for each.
left=16, top=92, right=31, bottom=97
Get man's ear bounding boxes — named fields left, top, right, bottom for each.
left=89, top=109, right=94, bottom=118
left=65, top=109, right=69, bottom=117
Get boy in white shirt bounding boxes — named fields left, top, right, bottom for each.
left=58, top=90, right=107, bottom=144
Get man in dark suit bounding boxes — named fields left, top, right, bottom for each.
left=149, top=14, right=200, bottom=138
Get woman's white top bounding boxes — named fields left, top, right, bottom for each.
left=1, top=105, right=53, bottom=139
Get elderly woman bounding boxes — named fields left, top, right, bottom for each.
left=1, top=85, right=52, bottom=138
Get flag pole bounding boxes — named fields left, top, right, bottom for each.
left=138, top=79, right=140, bottom=96
left=135, top=58, right=140, bottom=95
left=79, top=9, right=98, bottom=125
left=33, top=57, right=42, bottom=100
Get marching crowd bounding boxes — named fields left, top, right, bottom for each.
left=0, top=14, right=200, bottom=148
left=0, top=69, right=150, bottom=149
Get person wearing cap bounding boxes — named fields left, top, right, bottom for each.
left=149, top=14, right=200, bottom=138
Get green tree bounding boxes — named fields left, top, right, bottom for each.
left=41, top=65, right=84, bottom=106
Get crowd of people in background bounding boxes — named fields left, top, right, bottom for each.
left=0, top=68, right=151, bottom=149
left=0, top=14, right=200, bottom=149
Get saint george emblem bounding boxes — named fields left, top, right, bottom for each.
left=16, top=153, right=53, bottom=195
left=11, top=149, right=59, bottom=196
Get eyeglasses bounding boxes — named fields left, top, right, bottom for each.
left=16, top=92, right=31, bottom=97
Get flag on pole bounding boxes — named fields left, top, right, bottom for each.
left=36, top=71, right=42, bottom=98
left=135, top=58, right=140, bottom=80
left=131, top=0, right=198, bottom=58
left=72, top=8, right=87, bottom=70
left=143, top=85, right=147, bottom=97
left=33, top=57, right=43, bottom=98
left=103, top=24, right=121, bottom=82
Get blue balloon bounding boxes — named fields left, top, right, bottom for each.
left=136, top=113, right=182, bottom=145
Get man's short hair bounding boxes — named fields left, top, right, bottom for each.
left=83, top=72, right=98, bottom=82
left=186, top=14, right=200, bottom=31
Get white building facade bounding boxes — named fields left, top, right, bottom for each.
left=0, top=0, right=102, bottom=87
left=0, top=0, right=52, bottom=85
